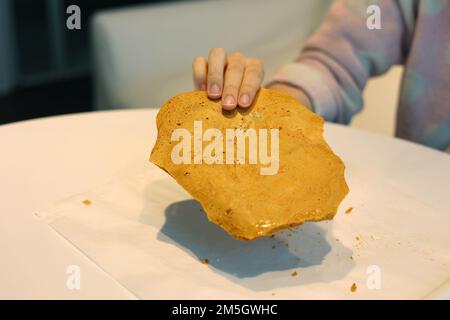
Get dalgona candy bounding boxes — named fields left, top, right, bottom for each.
left=150, top=88, right=349, bottom=240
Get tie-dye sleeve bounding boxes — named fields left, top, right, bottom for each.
left=267, top=0, right=411, bottom=123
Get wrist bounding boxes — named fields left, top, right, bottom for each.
left=267, top=83, right=313, bottom=111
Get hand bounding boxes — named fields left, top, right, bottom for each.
left=267, top=83, right=312, bottom=110
left=192, top=48, right=264, bottom=110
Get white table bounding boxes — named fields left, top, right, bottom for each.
left=0, top=109, right=449, bottom=299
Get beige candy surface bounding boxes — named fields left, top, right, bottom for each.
left=150, top=88, right=349, bottom=240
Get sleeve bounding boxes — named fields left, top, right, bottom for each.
left=266, top=0, right=412, bottom=123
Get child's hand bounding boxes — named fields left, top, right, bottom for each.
left=267, top=83, right=312, bottom=110
left=192, top=48, right=312, bottom=111
left=192, top=48, right=263, bottom=110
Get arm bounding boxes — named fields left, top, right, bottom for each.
left=267, top=0, right=412, bottom=123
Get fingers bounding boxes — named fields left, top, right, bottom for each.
left=239, top=58, right=264, bottom=108
left=192, top=56, right=207, bottom=91
left=207, top=48, right=227, bottom=99
left=222, top=52, right=246, bottom=110
left=192, top=48, right=263, bottom=110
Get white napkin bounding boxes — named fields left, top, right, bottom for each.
left=38, top=159, right=450, bottom=299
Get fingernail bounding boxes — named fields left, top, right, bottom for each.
left=223, top=95, right=235, bottom=106
left=209, top=83, right=220, bottom=96
left=199, top=83, right=206, bottom=91
left=239, top=94, right=250, bottom=106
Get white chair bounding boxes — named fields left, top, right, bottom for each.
left=92, top=0, right=401, bottom=136
left=91, top=0, right=330, bottom=109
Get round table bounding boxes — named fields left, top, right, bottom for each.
left=0, top=109, right=449, bottom=299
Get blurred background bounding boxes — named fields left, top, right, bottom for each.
left=0, top=0, right=402, bottom=136
left=0, top=0, right=164, bottom=124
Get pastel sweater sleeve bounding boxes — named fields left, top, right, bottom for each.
left=267, top=0, right=411, bottom=123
